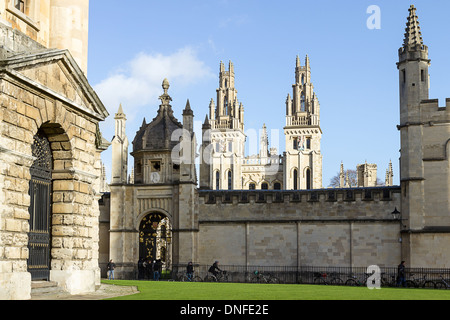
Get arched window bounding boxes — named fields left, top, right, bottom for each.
left=293, top=169, right=298, bottom=190
left=228, top=171, right=232, bottom=190
left=274, top=182, right=281, bottom=190
left=261, top=182, right=269, bottom=190
left=215, top=171, right=220, bottom=190
left=249, top=183, right=256, bottom=190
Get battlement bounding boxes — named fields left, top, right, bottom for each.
left=200, top=187, right=399, bottom=204
left=419, top=99, right=450, bottom=123
left=198, top=187, right=401, bottom=223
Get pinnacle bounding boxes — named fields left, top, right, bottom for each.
left=183, top=99, right=194, bottom=116
left=403, top=5, right=424, bottom=47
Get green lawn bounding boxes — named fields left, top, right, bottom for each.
left=101, top=280, right=450, bottom=300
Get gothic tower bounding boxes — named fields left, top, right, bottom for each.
left=284, top=55, right=323, bottom=190
left=397, top=5, right=429, bottom=235
left=207, top=61, right=246, bottom=190
left=397, top=5, right=450, bottom=268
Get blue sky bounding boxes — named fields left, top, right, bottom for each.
left=87, top=1, right=450, bottom=187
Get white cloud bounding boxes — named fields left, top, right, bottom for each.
left=94, top=47, right=214, bottom=113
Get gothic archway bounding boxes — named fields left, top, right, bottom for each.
left=139, top=213, right=172, bottom=269
left=27, top=131, right=53, bottom=281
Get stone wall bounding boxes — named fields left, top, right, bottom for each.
left=0, top=23, right=108, bottom=299
left=197, top=187, right=401, bottom=268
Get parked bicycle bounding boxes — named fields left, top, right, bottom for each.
left=204, top=270, right=229, bottom=282
left=313, top=272, right=328, bottom=285
left=381, top=272, right=396, bottom=287
left=250, top=270, right=280, bottom=284
left=406, top=273, right=435, bottom=289
left=435, top=275, right=450, bottom=289
left=313, top=272, right=344, bottom=285
left=169, top=272, right=203, bottom=282
left=181, top=273, right=203, bottom=282
left=345, top=273, right=372, bottom=287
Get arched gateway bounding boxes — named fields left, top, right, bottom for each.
left=139, top=213, right=172, bottom=268
left=27, top=131, right=53, bottom=281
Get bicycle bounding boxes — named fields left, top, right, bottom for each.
left=313, top=272, right=344, bottom=285
left=250, top=271, right=280, bottom=284
left=345, top=273, right=372, bottom=287
left=435, top=275, right=450, bottom=289
left=381, top=272, right=396, bottom=287
left=406, top=273, right=435, bottom=289
left=204, top=270, right=229, bottom=282
left=181, top=272, right=203, bottom=282
left=169, top=272, right=203, bottom=282
left=328, top=272, right=344, bottom=286
left=313, top=272, right=328, bottom=285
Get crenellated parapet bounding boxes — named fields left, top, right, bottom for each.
left=198, top=187, right=400, bottom=222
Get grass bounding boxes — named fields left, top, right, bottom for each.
left=101, top=280, right=450, bottom=300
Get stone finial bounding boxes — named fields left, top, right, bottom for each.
left=162, top=78, right=170, bottom=94
left=159, top=78, right=173, bottom=106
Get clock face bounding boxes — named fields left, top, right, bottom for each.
left=150, top=172, right=160, bottom=183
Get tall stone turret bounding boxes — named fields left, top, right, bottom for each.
left=284, top=55, right=323, bottom=190
left=397, top=5, right=450, bottom=268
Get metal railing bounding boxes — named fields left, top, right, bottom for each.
left=166, top=264, right=450, bottom=288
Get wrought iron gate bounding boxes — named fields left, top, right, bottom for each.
left=139, top=213, right=171, bottom=266
left=27, top=132, right=53, bottom=281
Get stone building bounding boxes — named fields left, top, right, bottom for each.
left=108, top=79, right=198, bottom=279
left=200, top=58, right=322, bottom=191
left=102, top=5, right=449, bottom=280
left=0, top=0, right=109, bottom=300
left=1, top=1, right=447, bottom=299
left=397, top=5, right=450, bottom=267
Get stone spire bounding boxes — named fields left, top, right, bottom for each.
left=339, top=162, right=345, bottom=188
left=259, top=124, right=269, bottom=158
left=183, top=99, right=194, bottom=116
left=385, top=160, right=394, bottom=186
left=403, top=5, right=423, bottom=47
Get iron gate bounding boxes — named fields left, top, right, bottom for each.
left=27, top=132, right=53, bottom=281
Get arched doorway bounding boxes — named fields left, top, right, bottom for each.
left=27, top=131, right=53, bottom=281
left=139, top=213, right=172, bottom=270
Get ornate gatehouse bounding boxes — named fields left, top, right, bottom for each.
left=108, top=79, right=198, bottom=279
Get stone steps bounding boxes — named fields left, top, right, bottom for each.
left=31, top=281, right=68, bottom=298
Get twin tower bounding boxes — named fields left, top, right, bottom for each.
left=200, top=57, right=322, bottom=191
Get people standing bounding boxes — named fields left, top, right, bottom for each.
left=107, top=259, right=116, bottom=280
left=153, top=259, right=162, bottom=281
left=186, top=261, right=194, bottom=281
left=397, top=261, right=406, bottom=287
left=138, top=258, right=144, bottom=280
